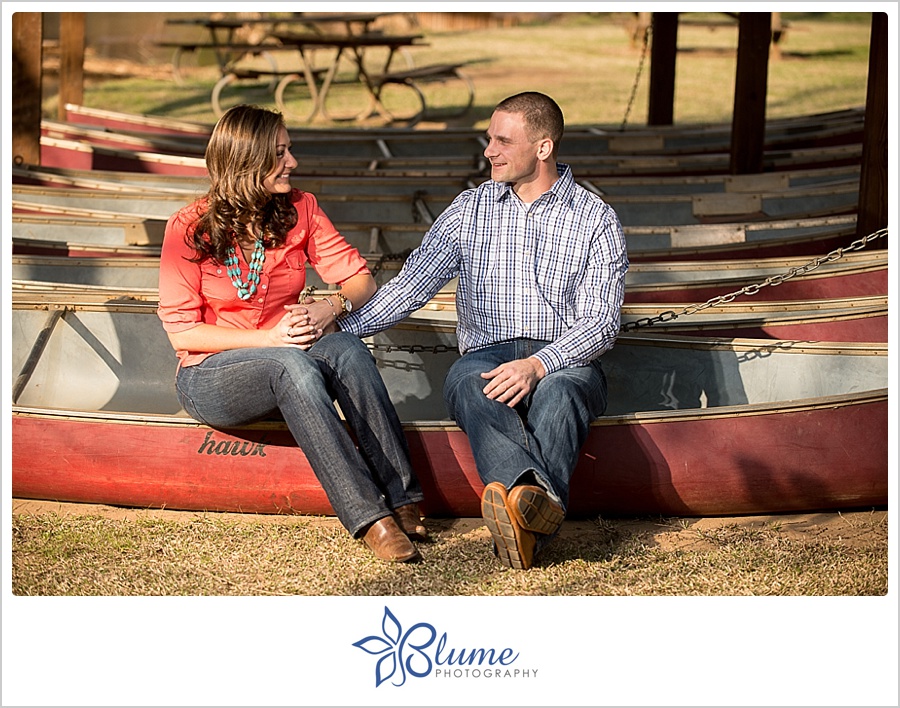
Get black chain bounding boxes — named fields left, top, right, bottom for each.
left=371, top=248, right=413, bottom=277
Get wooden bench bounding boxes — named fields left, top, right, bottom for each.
left=371, top=63, right=475, bottom=126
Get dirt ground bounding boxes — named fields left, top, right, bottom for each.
left=11, top=498, right=888, bottom=552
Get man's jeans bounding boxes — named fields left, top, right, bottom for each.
left=443, top=339, right=607, bottom=510
left=175, top=331, right=423, bottom=536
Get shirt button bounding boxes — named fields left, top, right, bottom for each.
left=216, top=268, right=222, bottom=274
left=261, top=284, right=267, bottom=289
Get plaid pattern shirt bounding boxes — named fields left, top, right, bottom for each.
left=340, top=164, right=628, bottom=375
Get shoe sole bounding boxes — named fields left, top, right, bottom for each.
left=481, top=484, right=533, bottom=570
left=510, top=486, right=565, bottom=535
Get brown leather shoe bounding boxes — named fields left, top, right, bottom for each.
left=361, top=516, right=420, bottom=563
left=393, top=504, right=429, bottom=541
left=507, top=484, right=565, bottom=535
left=481, top=482, right=536, bottom=570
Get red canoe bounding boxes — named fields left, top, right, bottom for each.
left=11, top=295, right=888, bottom=518
left=11, top=389, right=887, bottom=518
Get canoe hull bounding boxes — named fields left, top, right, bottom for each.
left=12, top=391, right=887, bottom=518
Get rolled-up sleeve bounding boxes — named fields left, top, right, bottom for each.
left=157, top=208, right=205, bottom=334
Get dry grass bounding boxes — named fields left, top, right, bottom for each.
left=11, top=502, right=888, bottom=596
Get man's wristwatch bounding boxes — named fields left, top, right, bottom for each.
left=334, top=292, right=352, bottom=316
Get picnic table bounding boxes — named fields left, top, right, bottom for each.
left=160, top=13, right=388, bottom=81
left=158, top=14, right=475, bottom=125
left=267, top=31, right=473, bottom=125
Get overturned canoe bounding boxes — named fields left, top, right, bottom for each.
left=11, top=297, right=887, bottom=517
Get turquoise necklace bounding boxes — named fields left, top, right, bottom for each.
left=225, top=239, right=265, bottom=300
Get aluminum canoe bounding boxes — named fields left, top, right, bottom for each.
left=10, top=246, right=888, bottom=305
left=11, top=210, right=864, bottom=262
left=11, top=177, right=861, bottom=228
left=12, top=162, right=862, bottom=199
left=10, top=284, right=888, bottom=344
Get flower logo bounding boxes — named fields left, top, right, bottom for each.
left=352, top=606, right=438, bottom=687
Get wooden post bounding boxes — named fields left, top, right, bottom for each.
left=770, top=12, right=784, bottom=61
left=729, top=13, right=771, bottom=174
left=12, top=12, right=43, bottom=166
left=58, top=12, right=86, bottom=120
left=856, top=12, right=888, bottom=238
left=648, top=13, right=678, bottom=126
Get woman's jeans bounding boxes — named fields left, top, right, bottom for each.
left=443, top=339, right=608, bottom=511
left=175, top=331, right=423, bottom=536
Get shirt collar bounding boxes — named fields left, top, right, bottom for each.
left=492, top=162, right=575, bottom=206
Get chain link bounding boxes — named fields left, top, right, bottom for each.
left=371, top=248, right=413, bottom=277
left=366, top=341, right=459, bottom=367
left=620, top=228, right=887, bottom=332
left=620, top=21, right=651, bottom=131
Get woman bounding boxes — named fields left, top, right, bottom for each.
left=157, top=104, right=427, bottom=563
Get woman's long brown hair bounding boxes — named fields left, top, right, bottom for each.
left=186, top=104, right=298, bottom=263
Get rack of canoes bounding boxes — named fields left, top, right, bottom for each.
left=25, top=102, right=867, bottom=179
left=9, top=104, right=889, bottom=518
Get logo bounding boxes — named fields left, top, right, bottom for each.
left=352, top=606, right=538, bottom=687
left=195, top=431, right=269, bottom=457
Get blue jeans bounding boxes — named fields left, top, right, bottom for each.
left=443, top=339, right=608, bottom=511
left=175, top=331, right=423, bottom=536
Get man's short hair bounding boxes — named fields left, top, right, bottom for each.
left=495, top=92, right=564, bottom=148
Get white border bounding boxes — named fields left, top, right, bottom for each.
left=3, top=3, right=897, bottom=706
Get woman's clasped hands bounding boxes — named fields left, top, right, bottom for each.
left=276, top=296, right=337, bottom=349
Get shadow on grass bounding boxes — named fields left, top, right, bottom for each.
left=334, top=517, right=626, bottom=596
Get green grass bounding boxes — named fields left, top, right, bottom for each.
left=53, top=11, right=873, bottom=129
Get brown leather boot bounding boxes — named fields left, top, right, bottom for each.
left=393, top=504, right=429, bottom=541
left=361, top=515, right=420, bottom=563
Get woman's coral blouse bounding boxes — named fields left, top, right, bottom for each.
left=157, top=188, right=369, bottom=368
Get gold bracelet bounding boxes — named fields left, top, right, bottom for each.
left=323, top=297, right=338, bottom=318
left=334, top=292, right=351, bottom=316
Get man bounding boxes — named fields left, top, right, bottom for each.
left=339, top=92, right=628, bottom=569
